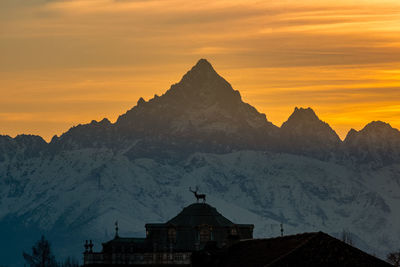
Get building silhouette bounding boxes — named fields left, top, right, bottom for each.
left=83, top=202, right=253, bottom=266
left=83, top=201, right=391, bottom=267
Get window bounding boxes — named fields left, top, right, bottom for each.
left=231, top=227, right=238, bottom=236
left=168, top=228, right=177, bottom=243
left=174, top=254, right=183, bottom=261
left=199, top=227, right=211, bottom=243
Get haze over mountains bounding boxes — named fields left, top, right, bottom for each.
left=1, top=59, right=400, bottom=266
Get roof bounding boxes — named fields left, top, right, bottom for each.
left=101, top=237, right=151, bottom=253
left=102, top=237, right=146, bottom=245
left=165, top=203, right=235, bottom=227
left=192, top=232, right=392, bottom=267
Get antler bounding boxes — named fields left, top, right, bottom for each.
left=189, top=186, right=199, bottom=193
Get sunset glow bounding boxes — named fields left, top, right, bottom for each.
left=1, top=0, right=400, bottom=140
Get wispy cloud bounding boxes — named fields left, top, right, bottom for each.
left=1, top=0, right=400, bottom=140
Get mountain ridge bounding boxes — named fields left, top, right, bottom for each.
left=2, top=59, right=398, bottom=164
left=1, top=59, right=400, bottom=266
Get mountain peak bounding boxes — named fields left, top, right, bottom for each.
left=289, top=107, right=319, bottom=122
left=343, top=120, right=400, bottom=165
left=113, top=58, right=278, bottom=152
left=344, top=121, right=397, bottom=142
left=282, top=107, right=337, bottom=134
left=363, top=120, right=394, bottom=132
left=194, top=58, right=214, bottom=70
left=345, top=120, right=399, bottom=142
left=281, top=107, right=321, bottom=129
left=280, top=107, right=341, bottom=156
left=178, top=58, right=221, bottom=86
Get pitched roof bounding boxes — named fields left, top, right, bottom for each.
left=193, top=232, right=392, bottom=267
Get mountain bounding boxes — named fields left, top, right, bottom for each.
left=52, top=59, right=279, bottom=156
left=50, top=118, right=113, bottom=150
left=280, top=107, right=341, bottom=159
left=115, top=59, right=276, bottom=137
left=0, top=134, right=46, bottom=162
left=343, top=121, right=400, bottom=166
left=0, top=59, right=400, bottom=266
left=114, top=59, right=280, bottom=157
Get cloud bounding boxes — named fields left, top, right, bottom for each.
left=1, top=0, right=400, bottom=140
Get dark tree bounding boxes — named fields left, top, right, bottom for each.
left=23, top=235, right=58, bottom=267
left=60, top=257, right=79, bottom=267
left=387, top=251, right=400, bottom=266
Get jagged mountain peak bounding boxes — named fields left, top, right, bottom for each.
left=14, top=134, right=47, bottom=144
left=283, top=107, right=320, bottom=125
left=293, top=106, right=317, bottom=118
left=282, top=107, right=334, bottom=130
left=163, top=58, right=239, bottom=104
left=137, top=97, right=146, bottom=106
left=117, top=59, right=240, bottom=116
left=362, top=120, right=397, bottom=134
left=344, top=128, right=358, bottom=141
left=344, top=121, right=399, bottom=142
left=180, top=58, right=217, bottom=83
left=116, top=59, right=274, bottom=130
left=343, top=121, right=400, bottom=166
left=280, top=107, right=341, bottom=157
left=190, top=58, right=215, bottom=73
left=89, top=118, right=111, bottom=126
left=46, top=59, right=278, bottom=152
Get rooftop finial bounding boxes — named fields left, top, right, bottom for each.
left=84, top=240, right=89, bottom=253
left=189, top=186, right=206, bottom=203
left=115, top=221, right=119, bottom=238
left=89, top=240, right=93, bottom=253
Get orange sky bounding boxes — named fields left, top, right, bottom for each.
left=1, top=0, right=400, bottom=141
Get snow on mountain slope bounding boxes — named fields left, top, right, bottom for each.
left=0, top=149, right=398, bottom=264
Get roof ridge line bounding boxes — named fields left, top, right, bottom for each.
left=263, top=232, right=321, bottom=267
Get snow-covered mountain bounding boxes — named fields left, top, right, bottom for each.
left=343, top=121, right=400, bottom=166
left=280, top=107, right=341, bottom=159
left=0, top=59, right=399, bottom=266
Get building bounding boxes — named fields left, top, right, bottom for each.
left=83, top=201, right=391, bottom=267
left=192, top=232, right=392, bottom=267
left=83, top=202, right=254, bottom=266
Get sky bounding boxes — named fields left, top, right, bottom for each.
left=1, top=0, right=400, bottom=141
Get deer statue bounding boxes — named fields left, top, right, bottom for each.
left=189, top=187, right=206, bottom=203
